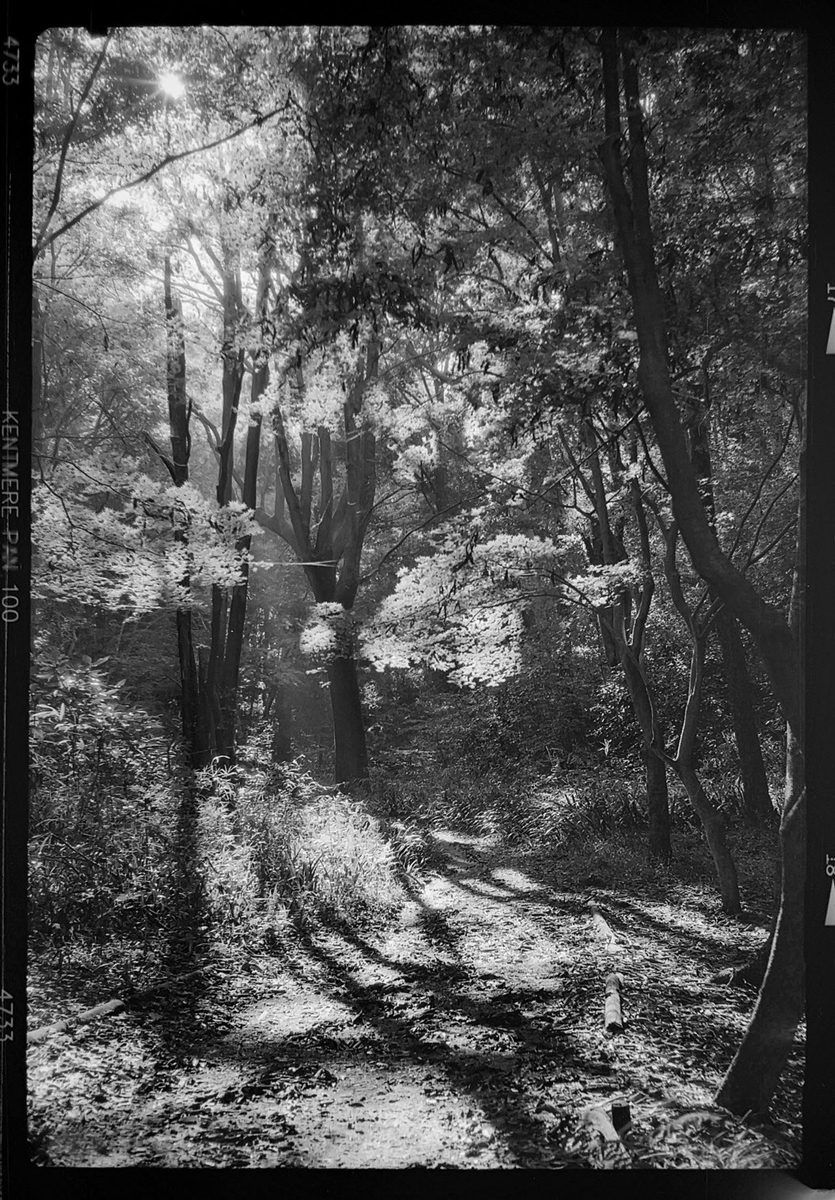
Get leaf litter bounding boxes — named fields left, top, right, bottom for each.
left=28, top=829, right=801, bottom=1169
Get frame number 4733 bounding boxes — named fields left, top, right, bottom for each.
left=2, top=37, right=19, bottom=86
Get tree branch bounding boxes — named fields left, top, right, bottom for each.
left=33, top=34, right=112, bottom=258
left=34, top=98, right=293, bottom=260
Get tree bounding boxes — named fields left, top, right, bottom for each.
left=253, top=342, right=379, bottom=784
left=597, top=26, right=803, bottom=1116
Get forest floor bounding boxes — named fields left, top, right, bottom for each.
left=28, top=826, right=803, bottom=1170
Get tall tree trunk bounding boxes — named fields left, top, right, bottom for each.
left=576, top=413, right=672, bottom=861
left=686, top=371, right=772, bottom=824
left=176, top=610, right=199, bottom=757
left=716, top=438, right=806, bottom=1112
left=216, top=255, right=271, bottom=763
left=328, top=653, right=369, bottom=786
left=199, top=241, right=247, bottom=765
left=598, top=29, right=802, bottom=1114
left=147, top=254, right=201, bottom=765
left=598, top=31, right=800, bottom=733
left=657, top=524, right=742, bottom=915
left=643, top=743, right=672, bottom=863
left=196, top=647, right=218, bottom=768
left=32, top=290, right=46, bottom=452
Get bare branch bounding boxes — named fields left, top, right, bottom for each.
left=33, top=34, right=112, bottom=257
left=142, top=430, right=177, bottom=482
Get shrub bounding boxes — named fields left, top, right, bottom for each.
left=29, top=651, right=180, bottom=949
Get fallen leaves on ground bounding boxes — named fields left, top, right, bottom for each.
left=28, top=830, right=802, bottom=1169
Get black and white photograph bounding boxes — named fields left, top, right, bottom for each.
left=5, top=18, right=830, bottom=1187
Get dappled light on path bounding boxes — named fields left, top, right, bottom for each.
left=28, top=829, right=802, bottom=1169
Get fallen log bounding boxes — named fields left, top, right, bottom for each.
left=27, top=966, right=209, bottom=1044
left=582, top=1104, right=630, bottom=1168
left=604, top=971, right=624, bottom=1034
left=589, top=903, right=620, bottom=951
left=583, top=1104, right=622, bottom=1142
left=28, top=998, right=126, bottom=1042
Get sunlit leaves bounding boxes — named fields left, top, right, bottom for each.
left=363, top=531, right=559, bottom=687
left=33, top=461, right=253, bottom=613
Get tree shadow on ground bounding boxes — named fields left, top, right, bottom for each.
left=137, top=779, right=212, bottom=1048
left=201, top=919, right=601, bottom=1167
left=501, top=847, right=769, bottom=970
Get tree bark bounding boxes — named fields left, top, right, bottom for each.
left=327, top=653, right=369, bottom=786
left=686, top=373, right=772, bottom=824
left=676, top=762, right=741, bottom=914
left=643, top=745, right=672, bottom=863
left=713, top=607, right=773, bottom=822
left=715, top=750, right=804, bottom=1114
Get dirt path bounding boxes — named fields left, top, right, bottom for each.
left=28, top=830, right=800, bottom=1169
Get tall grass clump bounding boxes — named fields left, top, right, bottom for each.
left=197, top=760, right=407, bottom=939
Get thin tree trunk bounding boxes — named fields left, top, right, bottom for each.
left=713, top=606, right=773, bottom=822
left=149, top=255, right=200, bottom=764
left=216, top=256, right=271, bottom=763
left=598, top=30, right=800, bottom=734
left=643, top=745, right=672, bottom=863
left=32, top=290, right=46, bottom=450
left=196, top=647, right=218, bottom=768
left=621, top=655, right=671, bottom=862
left=652, top=518, right=742, bottom=914
left=676, top=763, right=741, bottom=914
left=577, top=414, right=671, bottom=861
left=261, top=341, right=378, bottom=788
left=271, top=684, right=293, bottom=763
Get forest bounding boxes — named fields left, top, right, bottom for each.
left=27, top=25, right=806, bottom=1170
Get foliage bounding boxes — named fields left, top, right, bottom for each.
left=33, top=461, right=253, bottom=614
left=29, top=648, right=180, bottom=946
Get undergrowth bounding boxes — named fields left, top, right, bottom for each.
left=197, top=758, right=410, bottom=940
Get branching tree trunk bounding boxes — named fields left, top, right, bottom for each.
left=255, top=338, right=380, bottom=786
left=597, top=28, right=802, bottom=1114
left=147, top=245, right=273, bottom=768
left=572, top=411, right=671, bottom=862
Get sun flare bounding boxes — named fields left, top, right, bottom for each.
left=158, top=71, right=185, bottom=99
